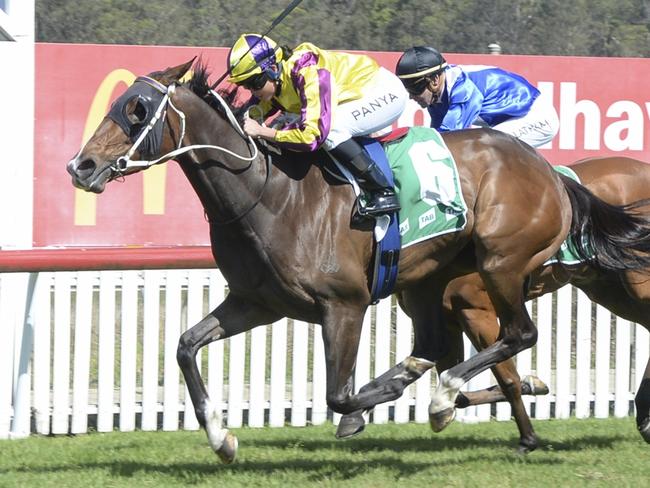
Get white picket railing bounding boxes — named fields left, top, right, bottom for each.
left=1, top=269, right=649, bottom=438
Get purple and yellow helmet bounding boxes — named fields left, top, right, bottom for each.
left=227, top=34, right=284, bottom=84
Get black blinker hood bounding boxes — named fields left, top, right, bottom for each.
left=107, top=78, right=166, bottom=159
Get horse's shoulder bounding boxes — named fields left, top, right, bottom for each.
left=270, top=147, right=349, bottom=189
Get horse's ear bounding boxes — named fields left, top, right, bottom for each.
left=163, top=57, right=196, bottom=83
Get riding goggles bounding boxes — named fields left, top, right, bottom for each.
left=239, top=72, right=269, bottom=91
left=404, top=77, right=429, bottom=96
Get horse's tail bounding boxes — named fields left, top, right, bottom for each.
left=560, top=174, right=650, bottom=272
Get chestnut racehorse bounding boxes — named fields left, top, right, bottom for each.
left=339, top=156, right=650, bottom=452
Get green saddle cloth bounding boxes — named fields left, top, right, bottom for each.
left=385, top=127, right=468, bottom=248
left=545, top=165, right=588, bottom=265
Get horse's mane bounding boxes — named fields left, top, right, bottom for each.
left=183, top=60, right=314, bottom=171
left=185, top=60, right=248, bottom=124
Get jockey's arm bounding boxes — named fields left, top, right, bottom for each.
left=241, top=97, right=280, bottom=140
left=272, top=64, right=333, bottom=151
left=441, top=100, right=479, bottom=131
left=441, top=73, right=484, bottom=131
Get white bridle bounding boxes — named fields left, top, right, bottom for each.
left=113, top=78, right=259, bottom=173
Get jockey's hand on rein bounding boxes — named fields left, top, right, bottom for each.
left=243, top=117, right=263, bottom=138
left=243, top=117, right=277, bottom=141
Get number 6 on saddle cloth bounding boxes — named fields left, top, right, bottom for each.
left=335, top=127, right=469, bottom=303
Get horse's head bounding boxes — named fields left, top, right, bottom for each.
left=67, top=59, right=194, bottom=193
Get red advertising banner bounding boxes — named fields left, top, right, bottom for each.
left=34, top=43, right=650, bottom=248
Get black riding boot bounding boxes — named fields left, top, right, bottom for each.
left=330, top=140, right=400, bottom=216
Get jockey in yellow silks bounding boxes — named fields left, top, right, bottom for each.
left=227, top=33, right=408, bottom=216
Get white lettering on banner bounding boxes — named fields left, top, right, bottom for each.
left=559, top=82, right=649, bottom=152
left=604, top=101, right=644, bottom=151
left=559, top=82, right=601, bottom=150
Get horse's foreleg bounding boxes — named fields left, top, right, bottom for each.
left=177, top=293, right=279, bottom=464
left=339, top=291, right=445, bottom=414
left=336, top=356, right=435, bottom=438
left=320, top=300, right=421, bottom=422
left=635, top=357, right=650, bottom=443
left=337, top=286, right=448, bottom=438
left=490, top=361, right=539, bottom=453
left=320, top=303, right=368, bottom=417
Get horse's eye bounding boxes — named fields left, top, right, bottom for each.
left=126, top=98, right=147, bottom=124
left=131, top=100, right=148, bottom=123
left=126, top=100, right=148, bottom=139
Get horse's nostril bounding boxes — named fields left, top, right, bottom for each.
left=77, top=159, right=96, bottom=172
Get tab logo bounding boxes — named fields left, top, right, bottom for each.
left=418, top=208, right=437, bottom=229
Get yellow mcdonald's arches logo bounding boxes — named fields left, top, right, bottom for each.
left=75, top=69, right=169, bottom=225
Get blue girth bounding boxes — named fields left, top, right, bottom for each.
left=357, top=137, right=401, bottom=303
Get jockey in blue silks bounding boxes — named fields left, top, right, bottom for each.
left=395, top=46, right=559, bottom=148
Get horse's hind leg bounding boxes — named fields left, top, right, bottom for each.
left=440, top=275, right=538, bottom=453
left=636, top=357, right=650, bottom=442
left=587, top=272, right=650, bottom=442
left=455, top=375, right=549, bottom=406
left=616, top=272, right=650, bottom=442
left=491, top=361, right=538, bottom=453
left=430, top=267, right=538, bottom=433
left=437, top=333, right=540, bottom=453
left=177, top=293, right=280, bottom=463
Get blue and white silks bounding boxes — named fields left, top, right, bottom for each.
left=428, top=65, right=540, bottom=131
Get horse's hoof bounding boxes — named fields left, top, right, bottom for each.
left=516, top=438, right=538, bottom=454
left=523, top=375, right=550, bottom=396
left=638, top=418, right=650, bottom=443
left=429, top=407, right=456, bottom=433
left=336, top=411, right=366, bottom=439
left=216, top=431, right=238, bottom=464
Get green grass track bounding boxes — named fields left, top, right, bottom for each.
left=1, top=418, right=648, bottom=487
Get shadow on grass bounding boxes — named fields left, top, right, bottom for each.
left=234, top=427, right=630, bottom=454
left=0, top=454, right=553, bottom=484
left=1, top=431, right=631, bottom=483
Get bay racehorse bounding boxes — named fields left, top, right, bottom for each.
left=338, top=156, right=650, bottom=452
left=67, top=60, right=650, bottom=463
